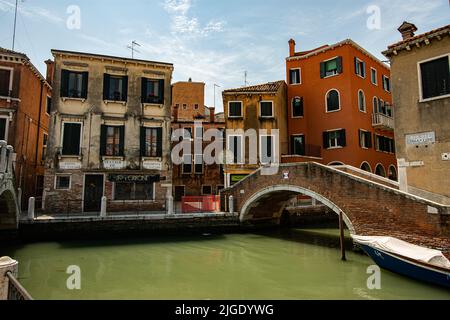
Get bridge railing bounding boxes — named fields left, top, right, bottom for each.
left=0, top=257, right=33, bottom=301
left=5, top=272, right=33, bottom=300
left=0, top=140, right=16, bottom=176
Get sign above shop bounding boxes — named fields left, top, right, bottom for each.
left=108, top=174, right=161, bottom=183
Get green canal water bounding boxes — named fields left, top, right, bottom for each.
left=1, top=228, right=449, bottom=300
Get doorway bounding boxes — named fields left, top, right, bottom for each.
left=84, top=175, right=104, bottom=212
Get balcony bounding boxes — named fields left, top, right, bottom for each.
left=372, top=113, right=394, bottom=131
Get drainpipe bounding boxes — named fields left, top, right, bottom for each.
left=34, top=82, right=44, bottom=169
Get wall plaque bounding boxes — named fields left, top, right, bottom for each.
left=143, top=161, right=162, bottom=171
left=59, top=162, right=81, bottom=170
left=103, top=159, right=125, bottom=170
left=406, top=132, right=435, bottom=145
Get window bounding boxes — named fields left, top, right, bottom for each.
left=291, top=135, right=305, bottom=156
left=194, top=154, right=203, bottom=174
left=372, top=97, right=378, bottom=113
left=142, top=78, right=164, bottom=104
left=382, top=75, right=391, bottom=92
left=354, top=58, right=366, bottom=78
left=289, top=68, right=301, bottom=85
left=326, top=89, right=340, bottom=112
left=375, top=135, right=395, bottom=153
left=183, top=104, right=187, bottom=109
left=0, top=118, right=6, bottom=141
left=100, top=125, right=124, bottom=157
left=260, top=135, right=274, bottom=164
left=375, top=164, right=386, bottom=178
left=371, top=68, right=378, bottom=85
left=419, top=56, right=450, bottom=100
left=194, top=104, right=199, bottom=109
left=46, top=96, right=52, bottom=114
left=358, top=90, right=366, bottom=112
left=292, top=97, right=304, bottom=118
left=388, top=166, right=398, bottom=181
left=323, top=129, right=346, bottom=149
left=103, top=74, right=128, bottom=101
left=182, top=154, right=192, bottom=174
left=228, top=135, right=243, bottom=164
left=260, top=101, right=274, bottom=118
left=62, top=122, right=81, bottom=156
left=228, top=101, right=243, bottom=118
left=115, top=182, right=154, bottom=201
left=42, top=133, right=48, bottom=161
left=0, top=68, right=12, bottom=96
left=55, top=176, right=71, bottom=190
left=359, top=130, right=372, bottom=149
left=360, top=162, right=371, bottom=173
left=320, top=57, right=342, bottom=78
left=60, top=70, right=88, bottom=99
left=202, top=185, right=212, bottom=195
left=140, top=127, right=162, bottom=158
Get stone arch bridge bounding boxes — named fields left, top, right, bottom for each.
left=0, top=141, right=19, bottom=231
left=220, top=162, right=449, bottom=253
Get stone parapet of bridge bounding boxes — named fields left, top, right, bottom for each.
left=0, top=141, right=19, bottom=230
left=220, top=162, right=449, bottom=255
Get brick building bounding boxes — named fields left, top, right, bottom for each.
left=222, top=81, right=288, bottom=187
left=0, top=48, right=52, bottom=209
left=171, top=80, right=225, bottom=202
left=285, top=39, right=397, bottom=179
left=383, top=23, right=450, bottom=203
left=43, top=50, right=173, bottom=213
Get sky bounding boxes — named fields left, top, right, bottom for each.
left=0, top=0, right=448, bottom=111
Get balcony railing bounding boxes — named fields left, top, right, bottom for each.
left=372, top=113, right=394, bottom=130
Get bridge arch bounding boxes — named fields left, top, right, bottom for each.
left=240, top=184, right=356, bottom=234
left=0, top=189, right=19, bottom=230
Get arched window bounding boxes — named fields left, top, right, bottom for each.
left=360, top=162, right=372, bottom=173
left=358, top=90, right=366, bottom=112
left=373, top=97, right=378, bottom=114
left=328, top=161, right=344, bottom=166
left=375, top=164, right=386, bottom=177
left=388, top=166, right=398, bottom=181
left=326, top=89, right=340, bottom=112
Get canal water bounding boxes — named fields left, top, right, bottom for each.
left=1, top=228, right=449, bottom=300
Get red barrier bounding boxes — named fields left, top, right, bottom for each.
left=181, top=196, right=220, bottom=213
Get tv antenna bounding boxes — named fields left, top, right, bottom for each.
left=244, top=71, right=248, bottom=87
left=127, top=40, right=141, bottom=59
left=12, top=0, right=24, bottom=51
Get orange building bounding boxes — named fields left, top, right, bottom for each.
left=285, top=39, right=397, bottom=179
left=0, top=48, right=52, bottom=208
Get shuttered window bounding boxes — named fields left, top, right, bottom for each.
left=61, top=70, right=88, bottom=99
left=260, top=101, right=274, bottom=118
left=323, top=129, right=346, bottom=149
left=0, top=69, right=11, bottom=96
left=140, top=127, right=162, bottom=157
left=420, top=56, right=450, bottom=100
left=292, top=97, right=304, bottom=117
left=62, top=123, right=81, bottom=155
left=142, top=78, right=165, bottom=104
left=103, top=74, right=128, bottom=101
left=354, top=58, right=366, bottom=78
left=100, top=125, right=124, bottom=157
left=359, top=130, right=372, bottom=149
left=228, top=102, right=242, bottom=118
left=291, top=135, right=305, bottom=156
left=320, top=57, right=343, bottom=78
left=289, top=69, right=301, bottom=84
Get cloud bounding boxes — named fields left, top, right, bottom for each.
left=163, top=0, right=192, bottom=15
left=0, top=0, right=64, bottom=24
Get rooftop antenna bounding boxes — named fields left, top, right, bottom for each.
left=12, top=0, right=20, bottom=50
left=244, top=71, right=248, bottom=87
left=127, top=40, right=141, bottom=59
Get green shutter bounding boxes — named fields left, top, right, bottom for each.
left=81, top=72, right=89, bottom=99
left=60, top=70, right=69, bottom=97
left=320, top=62, right=325, bottom=78
left=122, top=76, right=128, bottom=101
left=140, top=127, right=146, bottom=157
left=362, top=61, right=366, bottom=78
left=158, top=79, right=165, bottom=104
left=141, top=78, right=147, bottom=103
left=368, top=133, right=372, bottom=149
left=100, top=125, right=107, bottom=156
left=354, top=57, right=359, bottom=74
left=339, top=129, right=346, bottom=147
left=336, top=57, right=343, bottom=74
left=156, top=127, right=163, bottom=157
left=358, top=130, right=362, bottom=148
left=119, top=126, right=125, bottom=156
left=323, top=132, right=329, bottom=149
left=103, top=74, right=110, bottom=100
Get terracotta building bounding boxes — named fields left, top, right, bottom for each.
left=43, top=50, right=173, bottom=213
left=383, top=23, right=450, bottom=203
left=0, top=48, right=52, bottom=209
left=222, top=81, right=288, bottom=187
left=171, top=80, right=225, bottom=201
left=285, top=39, right=397, bottom=179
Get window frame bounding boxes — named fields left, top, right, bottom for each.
left=355, top=57, right=366, bottom=79
left=0, top=66, right=14, bottom=97
left=201, top=185, right=213, bottom=196
left=61, top=121, right=83, bottom=156
left=142, top=127, right=161, bottom=158
left=291, top=134, right=305, bottom=156
left=259, top=100, right=274, bottom=118
left=325, top=89, right=341, bottom=113
left=322, top=56, right=341, bottom=78
left=417, top=53, right=450, bottom=102
left=227, top=134, right=244, bottom=165
left=142, top=78, right=164, bottom=104
left=358, top=129, right=371, bottom=149
left=259, top=134, right=275, bottom=165
left=291, top=97, right=304, bottom=118
left=113, top=181, right=155, bottom=201
left=54, top=175, right=72, bottom=190
left=370, top=68, right=378, bottom=86
left=382, top=75, right=391, bottom=93
left=289, top=68, right=301, bottom=85
left=325, top=128, right=345, bottom=149
left=360, top=161, right=372, bottom=173
left=0, top=115, right=9, bottom=142
left=358, top=89, right=366, bottom=113
left=228, top=101, right=243, bottom=118
left=104, top=125, right=123, bottom=157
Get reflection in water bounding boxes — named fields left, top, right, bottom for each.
left=1, top=229, right=449, bottom=300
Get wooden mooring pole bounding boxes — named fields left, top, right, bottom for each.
left=339, top=211, right=346, bottom=261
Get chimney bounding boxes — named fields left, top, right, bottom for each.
left=398, top=21, right=418, bottom=41
left=288, top=39, right=296, bottom=57
left=45, top=59, right=54, bottom=85
left=188, top=77, right=192, bottom=82
left=209, top=107, right=215, bottom=123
